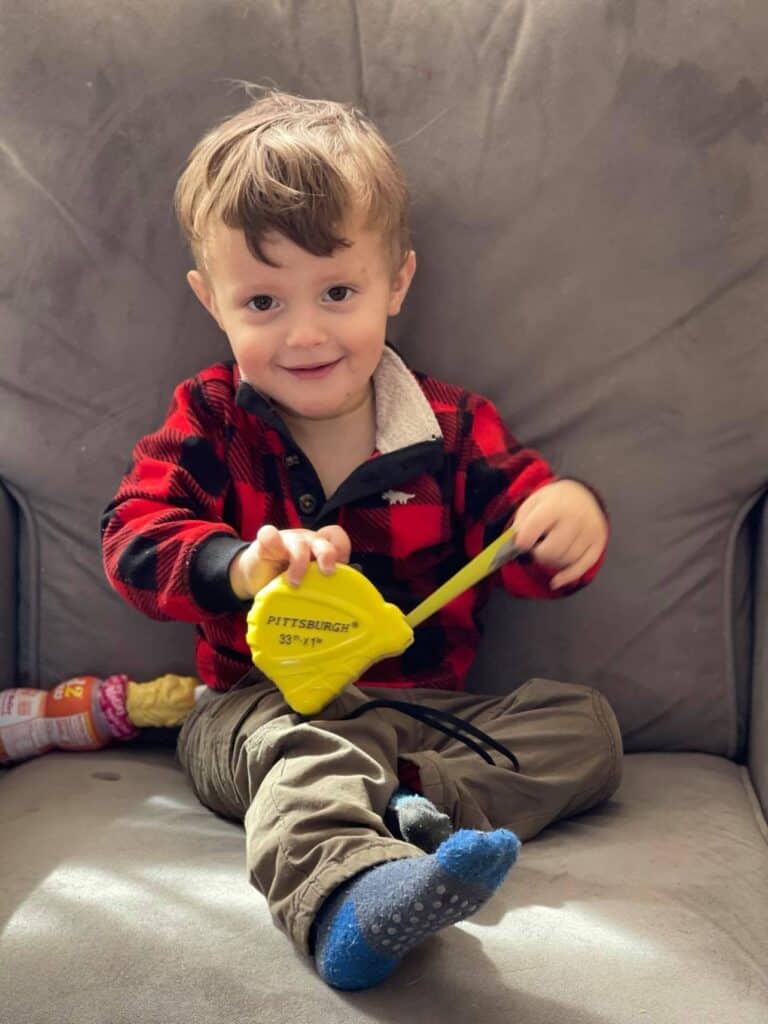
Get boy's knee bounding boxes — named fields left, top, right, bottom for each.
left=587, top=686, right=623, bottom=802
left=556, top=680, right=623, bottom=797
left=517, top=677, right=623, bottom=806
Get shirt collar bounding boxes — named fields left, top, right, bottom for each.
left=235, top=344, right=443, bottom=452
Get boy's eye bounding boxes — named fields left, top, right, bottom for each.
left=325, top=285, right=353, bottom=302
left=248, top=295, right=275, bottom=312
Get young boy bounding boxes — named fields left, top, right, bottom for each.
left=102, top=89, right=622, bottom=991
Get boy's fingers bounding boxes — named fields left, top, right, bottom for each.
left=513, top=504, right=558, bottom=552
left=250, top=525, right=351, bottom=585
left=255, top=524, right=289, bottom=561
left=283, top=536, right=312, bottom=586
left=311, top=537, right=339, bottom=575
left=317, top=524, right=352, bottom=562
left=534, top=530, right=584, bottom=568
left=550, top=545, right=600, bottom=589
left=529, top=524, right=570, bottom=565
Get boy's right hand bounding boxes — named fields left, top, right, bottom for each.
left=229, top=524, right=352, bottom=599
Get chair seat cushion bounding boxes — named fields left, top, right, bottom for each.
left=1, top=750, right=766, bottom=1023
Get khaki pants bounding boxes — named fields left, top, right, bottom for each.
left=177, top=677, right=622, bottom=953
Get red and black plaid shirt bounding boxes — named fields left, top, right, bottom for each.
left=102, top=346, right=602, bottom=692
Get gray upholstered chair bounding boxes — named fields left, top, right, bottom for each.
left=2, top=2, right=767, bottom=1021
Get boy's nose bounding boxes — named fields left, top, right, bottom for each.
left=285, top=316, right=328, bottom=348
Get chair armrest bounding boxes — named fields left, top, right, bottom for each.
left=749, top=493, right=768, bottom=818
left=0, top=479, right=18, bottom=684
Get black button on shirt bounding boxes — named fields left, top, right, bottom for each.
left=299, top=493, right=317, bottom=515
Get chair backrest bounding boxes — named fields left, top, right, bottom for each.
left=2, top=0, right=767, bottom=756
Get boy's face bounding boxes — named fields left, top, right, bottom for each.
left=187, top=218, right=416, bottom=422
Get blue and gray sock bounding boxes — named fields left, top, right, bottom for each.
left=312, top=828, right=521, bottom=991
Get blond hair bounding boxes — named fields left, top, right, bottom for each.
left=173, top=87, right=411, bottom=278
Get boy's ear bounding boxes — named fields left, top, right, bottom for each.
left=187, top=270, right=224, bottom=330
left=388, top=250, right=417, bottom=317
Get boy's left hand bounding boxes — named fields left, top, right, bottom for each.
left=512, top=480, right=608, bottom=590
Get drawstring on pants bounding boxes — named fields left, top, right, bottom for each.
left=338, top=697, right=521, bottom=772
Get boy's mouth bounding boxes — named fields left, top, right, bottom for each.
left=282, top=358, right=342, bottom=380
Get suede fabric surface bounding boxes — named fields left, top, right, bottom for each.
left=0, top=0, right=767, bottom=754
left=0, top=483, right=16, bottom=683
left=750, top=498, right=768, bottom=813
left=1, top=751, right=766, bottom=1023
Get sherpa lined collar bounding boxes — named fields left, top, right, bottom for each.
left=371, top=344, right=442, bottom=452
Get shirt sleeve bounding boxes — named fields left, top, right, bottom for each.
left=101, top=375, right=249, bottom=622
left=452, top=392, right=604, bottom=599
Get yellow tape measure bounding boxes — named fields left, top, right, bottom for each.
left=246, top=526, right=520, bottom=715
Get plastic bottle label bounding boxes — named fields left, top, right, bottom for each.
left=47, top=678, right=110, bottom=750
left=0, top=689, right=53, bottom=762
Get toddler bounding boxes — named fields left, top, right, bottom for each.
left=102, top=89, right=622, bottom=991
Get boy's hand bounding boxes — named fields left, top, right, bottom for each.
left=513, top=480, right=608, bottom=590
left=229, top=524, right=352, bottom=599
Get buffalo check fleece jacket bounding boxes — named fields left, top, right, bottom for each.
left=101, top=345, right=604, bottom=692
